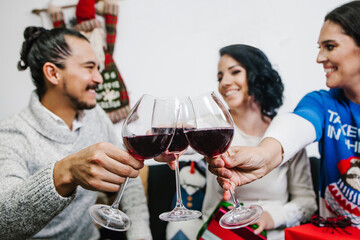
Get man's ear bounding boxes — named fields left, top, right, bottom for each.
left=43, top=62, right=61, bottom=85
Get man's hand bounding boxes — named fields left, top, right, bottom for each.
left=53, top=142, right=144, bottom=197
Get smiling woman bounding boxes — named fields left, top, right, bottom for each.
left=317, top=21, right=360, bottom=93
left=202, top=44, right=317, bottom=240
left=217, top=44, right=284, bottom=121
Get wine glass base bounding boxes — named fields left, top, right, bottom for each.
left=89, top=204, right=131, bottom=231
left=159, top=207, right=202, bottom=222
left=219, top=205, right=263, bottom=229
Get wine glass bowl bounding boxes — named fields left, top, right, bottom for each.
left=185, top=127, right=234, bottom=157
left=184, top=91, right=263, bottom=229
left=123, top=95, right=176, bottom=160
left=184, top=92, right=234, bottom=157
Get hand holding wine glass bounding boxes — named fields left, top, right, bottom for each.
left=206, top=143, right=278, bottom=192
left=89, top=94, right=178, bottom=231
left=184, top=92, right=263, bottom=229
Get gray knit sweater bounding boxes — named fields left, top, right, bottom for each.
left=0, top=92, right=152, bottom=240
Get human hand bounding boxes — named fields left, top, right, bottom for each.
left=252, top=211, right=274, bottom=235
left=153, top=152, right=176, bottom=170
left=206, top=146, right=269, bottom=194
left=54, top=142, right=144, bottom=197
left=205, top=138, right=282, bottom=199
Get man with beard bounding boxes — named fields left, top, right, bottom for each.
left=0, top=27, right=152, bottom=240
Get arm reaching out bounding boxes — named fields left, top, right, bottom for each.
left=206, top=112, right=316, bottom=200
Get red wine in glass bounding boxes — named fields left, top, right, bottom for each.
left=168, top=128, right=189, bottom=152
left=151, top=127, right=190, bottom=153
left=185, top=127, right=234, bottom=157
left=123, top=133, right=173, bottom=160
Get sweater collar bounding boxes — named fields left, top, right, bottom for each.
left=21, top=92, right=79, bottom=144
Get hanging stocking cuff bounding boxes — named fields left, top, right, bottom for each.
left=104, top=0, right=119, bottom=16
left=47, top=4, right=65, bottom=28
left=74, top=19, right=102, bottom=32
left=50, top=12, right=64, bottom=25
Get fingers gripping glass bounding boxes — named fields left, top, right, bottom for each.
left=89, top=94, right=178, bottom=231
left=185, top=92, right=263, bottom=229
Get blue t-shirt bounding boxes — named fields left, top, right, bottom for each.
left=294, top=88, right=360, bottom=225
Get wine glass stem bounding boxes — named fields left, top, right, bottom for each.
left=110, top=177, right=129, bottom=210
left=174, top=154, right=185, bottom=208
left=222, top=152, right=242, bottom=210
left=229, top=186, right=242, bottom=209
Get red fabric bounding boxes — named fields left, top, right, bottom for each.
left=201, top=219, right=247, bottom=240
left=328, top=184, right=360, bottom=217
left=198, top=206, right=267, bottom=240
left=53, top=21, right=64, bottom=28
left=337, top=156, right=358, bottom=175
left=104, top=13, right=117, bottom=54
left=285, top=223, right=360, bottom=240
left=76, top=0, right=96, bottom=23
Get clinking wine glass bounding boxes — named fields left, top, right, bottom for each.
left=184, top=91, right=263, bottom=229
left=89, top=94, right=178, bottom=231
left=158, top=97, right=202, bottom=222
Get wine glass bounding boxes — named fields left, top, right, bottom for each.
left=184, top=91, right=263, bottom=229
left=159, top=97, right=202, bottom=222
left=89, top=94, right=178, bottom=231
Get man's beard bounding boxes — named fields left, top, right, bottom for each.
left=63, top=82, right=97, bottom=110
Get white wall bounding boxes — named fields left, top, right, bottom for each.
left=0, top=0, right=348, bottom=157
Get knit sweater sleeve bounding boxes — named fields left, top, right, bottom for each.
left=263, top=149, right=317, bottom=228
left=0, top=126, right=74, bottom=239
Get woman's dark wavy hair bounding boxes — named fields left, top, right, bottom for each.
left=219, top=44, right=284, bottom=119
left=325, top=1, right=360, bottom=47
left=17, top=26, right=88, bottom=98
